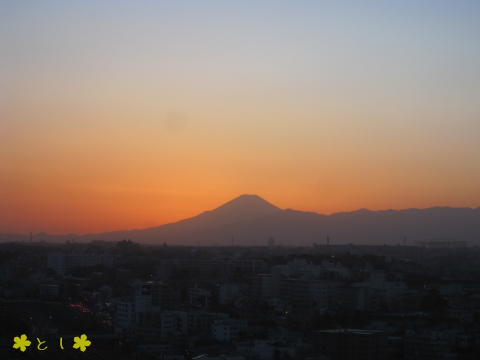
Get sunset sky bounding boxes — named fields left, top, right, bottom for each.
left=1, top=0, right=480, bottom=234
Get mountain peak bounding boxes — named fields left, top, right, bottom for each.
left=220, top=194, right=280, bottom=211
left=192, top=194, right=281, bottom=226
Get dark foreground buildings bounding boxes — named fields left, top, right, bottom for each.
left=0, top=241, right=479, bottom=359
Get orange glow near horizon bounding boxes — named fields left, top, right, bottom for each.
left=2, top=79, right=480, bottom=234
left=2, top=1, right=480, bottom=234
left=2, top=100, right=479, bottom=234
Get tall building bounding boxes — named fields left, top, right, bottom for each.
left=47, top=252, right=113, bottom=275
left=315, top=329, right=387, bottom=360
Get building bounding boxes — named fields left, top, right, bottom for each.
left=253, top=274, right=274, bottom=300
left=211, top=318, right=247, bottom=342
left=404, top=330, right=458, bottom=360
left=315, top=329, right=387, bottom=360
left=188, top=286, right=212, bottom=308
left=218, top=283, right=241, bottom=305
left=280, top=277, right=312, bottom=309
left=114, top=299, right=136, bottom=333
left=137, top=310, right=187, bottom=341
left=47, top=252, right=114, bottom=275
left=211, top=319, right=232, bottom=341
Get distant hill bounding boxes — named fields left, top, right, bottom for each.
left=2, top=194, right=480, bottom=245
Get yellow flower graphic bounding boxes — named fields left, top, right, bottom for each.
left=13, top=334, right=31, bottom=352
left=73, top=334, right=91, bottom=352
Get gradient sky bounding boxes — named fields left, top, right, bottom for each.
left=1, top=0, right=480, bottom=234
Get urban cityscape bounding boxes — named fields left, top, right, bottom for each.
left=1, top=236, right=480, bottom=359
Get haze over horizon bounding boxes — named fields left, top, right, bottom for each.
left=3, top=193, right=480, bottom=237
left=2, top=1, right=480, bottom=234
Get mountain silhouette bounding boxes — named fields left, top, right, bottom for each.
left=191, top=194, right=281, bottom=225
left=76, top=194, right=282, bottom=243
left=2, top=195, right=480, bottom=245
